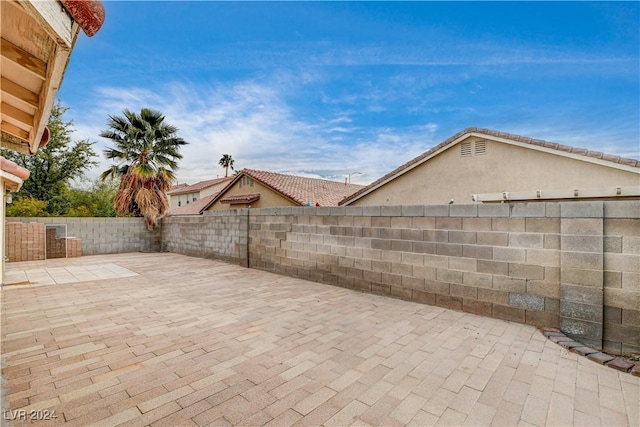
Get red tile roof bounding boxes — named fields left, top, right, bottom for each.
left=60, top=0, right=105, bottom=37
left=168, top=183, right=188, bottom=193
left=200, top=169, right=365, bottom=211
left=340, top=127, right=640, bottom=206
left=242, top=169, right=365, bottom=206
left=167, top=177, right=233, bottom=195
left=219, top=194, right=261, bottom=204
left=165, top=193, right=219, bottom=216
left=0, top=156, right=30, bottom=181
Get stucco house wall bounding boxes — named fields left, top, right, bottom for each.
left=169, top=179, right=231, bottom=209
left=351, top=137, right=639, bottom=206
left=206, top=178, right=298, bottom=211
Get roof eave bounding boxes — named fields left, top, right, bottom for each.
left=3, top=0, right=105, bottom=155
left=341, top=131, right=471, bottom=206
left=341, top=128, right=640, bottom=206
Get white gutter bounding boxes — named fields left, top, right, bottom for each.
left=472, top=186, right=640, bottom=203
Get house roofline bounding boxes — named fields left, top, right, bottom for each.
left=203, top=170, right=304, bottom=211
left=167, top=177, right=233, bottom=195
left=340, top=127, right=640, bottom=206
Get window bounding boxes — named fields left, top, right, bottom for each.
left=178, top=201, right=181, bottom=207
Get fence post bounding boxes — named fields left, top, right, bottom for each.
left=560, top=201, right=604, bottom=350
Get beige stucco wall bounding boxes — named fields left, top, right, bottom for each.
left=170, top=192, right=195, bottom=209
left=201, top=181, right=229, bottom=198
left=352, top=137, right=640, bottom=206
left=207, top=179, right=298, bottom=211
left=169, top=180, right=231, bottom=208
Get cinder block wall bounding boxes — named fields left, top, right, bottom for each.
left=9, top=201, right=638, bottom=354
left=161, top=210, right=248, bottom=265
left=8, top=217, right=160, bottom=255
left=602, top=203, right=640, bottom=355
left=244, top=201, right=639, bottom=355
left=159, top=201, right=638, bottom=354
left=44, top=227, right=82, bottom=259
left=249, top=204, right=563, bottom=330
left=5, top=222, right=45, bottom=262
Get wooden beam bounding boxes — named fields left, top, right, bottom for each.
left=1, top=102, right=34, bottom=129
left=0, top=38, right=47, bottom=80
left=1, top=121, right=30, bottom=140
left=28, top=22, right=78, bottom=154
left=17, top=0, right=74, bottom=48
left=0, top=130, right=30, bottom=154
left=1, top=77, right=39, bottom=108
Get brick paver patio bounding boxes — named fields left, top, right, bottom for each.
left=2, top=253, right=638, bottom=426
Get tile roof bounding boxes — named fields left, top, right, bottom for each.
left=241, top=169, right=365, bottom=207
left=1, top=156, right=30, bottom=181
left=168, top=183, right=188, bottom=193
left=165, top=193, right=219, bottom=216
left=340, top=127, right=640, bottom=206
left=167, top=177, right=233, bottom=195
left=60, top=0, right=105, bottom=37
left=219, top=194, right=261, bottom=204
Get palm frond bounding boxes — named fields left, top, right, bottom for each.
left=100, top=108, right=188, bottom=229
left=101, top=165, right=122, bottom=181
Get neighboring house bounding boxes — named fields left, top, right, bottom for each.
left=340, top=128, right=640, bottom=206
left=1, top=0, right=105, bottom=284
left=202, top=169, right=365, bottom=211
left=167, top=177, right=232, bottom=209
left=165, top=193, right=219, bottom=216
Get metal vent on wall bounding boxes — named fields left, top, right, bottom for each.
left=475, top=140, right=487, bottom=155
left=460, top=142, right=472, bottom=157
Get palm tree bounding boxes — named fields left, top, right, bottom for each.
left=100, top=108, right=188, bottom=230
left=219, top=154, right=234, bottom=177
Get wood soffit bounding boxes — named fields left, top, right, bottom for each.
left=1, top=0, right=104, bottom=155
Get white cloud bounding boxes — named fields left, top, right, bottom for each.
left=66, top=78, right=441, bottom=186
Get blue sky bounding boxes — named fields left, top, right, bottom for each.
left=59, top=1, right=640, bottom=185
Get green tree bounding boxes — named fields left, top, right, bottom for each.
left=0, top=101, right=98, bottom=215
left=6, top=198, right=49, bottom=217
left=100, top=108, right=188, bottom=229
left=219, top=154, right=234, bottom=177
left=66, top=179, right=118, bottom=217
